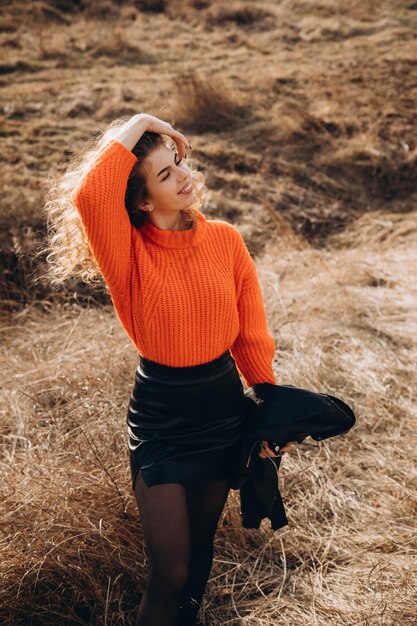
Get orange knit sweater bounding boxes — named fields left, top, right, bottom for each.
left=73, top=140, right=277, bottom=387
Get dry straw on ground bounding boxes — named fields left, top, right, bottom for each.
left=1, top=211, right=416, bottom=625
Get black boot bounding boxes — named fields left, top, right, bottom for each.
left=178, top=597, right=206, bottom=625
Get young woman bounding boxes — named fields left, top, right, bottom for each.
left=44, top=113, right=292, bottom=626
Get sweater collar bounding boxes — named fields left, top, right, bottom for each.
left=140, top=209, right=208, bottom=249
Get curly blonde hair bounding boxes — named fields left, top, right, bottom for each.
left=42, top=116, right=207, bottom=288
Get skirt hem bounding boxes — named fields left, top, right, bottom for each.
left=132, top=459, right=238, bottom=491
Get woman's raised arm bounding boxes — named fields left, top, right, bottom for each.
left=72, top=114, right=190, bottom=294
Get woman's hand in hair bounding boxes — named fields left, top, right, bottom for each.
left=113, top=113, right=191, bottom=156
left=135, top=113, right=191, bottom=159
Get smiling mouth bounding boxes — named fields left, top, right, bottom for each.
left=178, top=182, right=193, bottom=194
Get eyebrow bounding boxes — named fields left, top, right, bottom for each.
left=157, top=152, right=178, bottom=178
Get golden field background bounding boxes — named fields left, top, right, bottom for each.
left=1, top=1, right=416, bottom=624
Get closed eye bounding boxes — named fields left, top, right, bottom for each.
left=162, top=157, right=183, bottom=181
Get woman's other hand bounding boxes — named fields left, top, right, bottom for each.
left=259, top=440, right=293, bottom=458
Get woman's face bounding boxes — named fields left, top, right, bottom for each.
left=141, top=144, right=196, bottom=214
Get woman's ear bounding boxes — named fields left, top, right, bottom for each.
left=139, top=201, right=153, bottom=212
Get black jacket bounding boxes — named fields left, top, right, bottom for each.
left=229, top=383, right=356, bottom=531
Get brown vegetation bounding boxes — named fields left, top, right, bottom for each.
left=1, top=0, right=416, bottom=624
left=171, top=72, right=253, bottom=133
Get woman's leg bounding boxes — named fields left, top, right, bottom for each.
left=134, top=473, right=191, bottom=626
left=178, top=479, right=231, bottom=623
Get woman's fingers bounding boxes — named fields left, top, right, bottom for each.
left=259, top=441, right=274, bottom=458
left=259, top=441, right=294, bottom=458
left=172, top=134, right=190, bottom=159
left=169, top=126, right=191, bottom=159
left=135, top=114, right=191, bottom=159
left=139, top=114, right=191, bottom=156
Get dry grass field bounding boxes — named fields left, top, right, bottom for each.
left=1, top=1, right=416, bottom=624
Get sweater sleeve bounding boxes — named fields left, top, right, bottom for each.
left=72, top=139, right=138, bottom=294
left=229, top=227, right=277, bottom=388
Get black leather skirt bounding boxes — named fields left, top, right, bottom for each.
left=126, top=349, right=247, bottom=491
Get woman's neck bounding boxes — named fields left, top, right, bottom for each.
left=149, top=211, right=187, bottom=231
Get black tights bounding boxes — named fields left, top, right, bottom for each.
left=133, top=472, right=230, bottom=626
